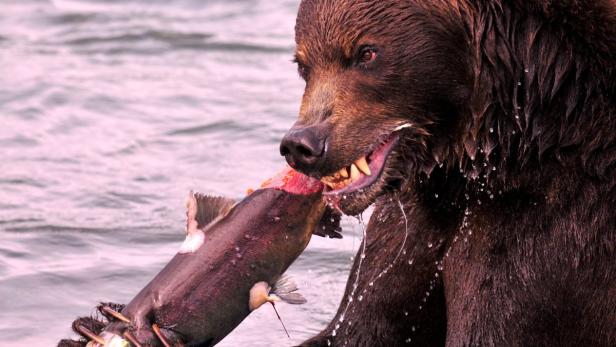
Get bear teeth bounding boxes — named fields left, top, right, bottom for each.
left=321, top=156, right=371, bottom=191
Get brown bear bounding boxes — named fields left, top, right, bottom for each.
left=279, top=0, right=616, bottom=346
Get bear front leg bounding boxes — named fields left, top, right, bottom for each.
left=300, top=193, right=457, bottom=347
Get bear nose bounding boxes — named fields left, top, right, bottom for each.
left=280, top=126, right=326, bottom=171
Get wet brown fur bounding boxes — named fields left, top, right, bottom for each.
left=290, top=0, right=616, bottom=346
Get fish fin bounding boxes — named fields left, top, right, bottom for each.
left=187, top=191, right=235, bottom=231
left=182, top=191, right=232, bottom=253
left=273, top=292, right=307, bottom=305
left=272, top=274, right=307, bottom=305
left=313, top=205, right=343, bottom=239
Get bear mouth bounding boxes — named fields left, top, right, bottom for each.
left=320, top=124, right=410, bottom=215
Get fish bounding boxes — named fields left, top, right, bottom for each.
left=58, top=166, right=342, bottom=347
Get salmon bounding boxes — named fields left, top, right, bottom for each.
left=59, top=167, right=341, bottom=347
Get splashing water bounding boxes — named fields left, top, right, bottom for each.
left=365, top=197, right=410, bottom=285
left=329, top=216, right=368, bottom=340
left=335, top=195, right=412, bottom=342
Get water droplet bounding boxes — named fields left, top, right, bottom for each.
left=408, top=259, right=414, bottom=265
left=273, top=216, right=281, bottom=222
left=490, top=194, right=494, bottom=199
left=332, top=330, right=336, bottom=337
left=404, top=311, right=409, bottom=316
left=435, top=272, right=440, bottom=278
left=361, top=253, right=366, bottom=259
left=335, top=324, right=340, bottom=330
left=512, top=130, right=516, bottom=135
left=524, top=68, right=529, bottom=73
left=358, top=295, right=363, bottom=301
left=428, top=242, right=433, bottom=248
left=348, top=295, right=353, bottom=302
left=327, top=340, right=331, bottom=346
left=517, top=82, right=521, bottom=86
left=234, top=246, right=240, bottom=252
left=434, top=193, right=439, bottom=198
left=369, top=282, right=374, bottom=286
left=343, top=195, right=347, bottom=200
left=412, top=326, right=416, bottom=332
left=406, top=338, right=412, bottom=343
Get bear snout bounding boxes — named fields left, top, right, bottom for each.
left=280, top=124, right=328, bottom=175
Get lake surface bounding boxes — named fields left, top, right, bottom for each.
left=0, top=1, right=363, bottom=345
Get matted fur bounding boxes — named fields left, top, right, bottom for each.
left=288, top=1, right=615, bottom=346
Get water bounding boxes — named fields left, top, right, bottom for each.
left=0, top=1, right=362, bottom=345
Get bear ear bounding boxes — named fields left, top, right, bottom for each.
left=313, top=206, right=343, bottom=239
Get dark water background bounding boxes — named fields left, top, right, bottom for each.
left=0, top=1, right=364, bottom=345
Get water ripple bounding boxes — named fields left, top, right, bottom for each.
left=0, top=1, right=356, bottom=346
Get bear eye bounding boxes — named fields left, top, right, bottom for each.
left=293, top=56, right=310, bottom=80
left=358, top=46, right=378, bottom=65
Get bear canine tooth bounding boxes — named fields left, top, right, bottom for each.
left=350, top=163, right=361, bottom=181
left=355, top=157, right=371, bottom=176
left=339, top=167, right=349, bottom=178
left=394, top=123, right=413, bottom=131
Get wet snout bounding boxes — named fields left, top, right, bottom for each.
left=279, top=123, right=328, bottom=175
